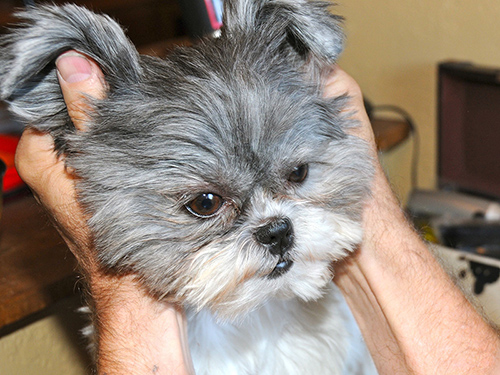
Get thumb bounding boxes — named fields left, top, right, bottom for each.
left=55, top=50, right=107, bottom=131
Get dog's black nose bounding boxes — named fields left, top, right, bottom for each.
left=254, top=218, right=294, bottom=256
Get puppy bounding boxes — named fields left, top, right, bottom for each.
left=0, top=1, right=376, bottom=373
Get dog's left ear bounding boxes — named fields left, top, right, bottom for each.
left=222, top=0, right=344, bottom=73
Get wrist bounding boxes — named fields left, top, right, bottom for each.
left=86, top=274, right=195, bottom=375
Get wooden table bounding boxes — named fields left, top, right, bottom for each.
left=0, top=191, right=77, bottom=333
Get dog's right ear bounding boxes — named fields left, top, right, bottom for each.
left=0, top=4, right=142, bottom=151
left=222, top=0, right=344, bottom=75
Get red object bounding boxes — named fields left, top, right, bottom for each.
left=204, top=0, right=222, bottom=30
left=0, top=134, right=24, bottom=193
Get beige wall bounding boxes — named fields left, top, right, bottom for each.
left=0, top=298, right=90, bottom=375
left=336, top=0, right=500, bottom=202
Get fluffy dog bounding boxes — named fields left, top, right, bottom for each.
left=0, top=1, right=376, bottom=373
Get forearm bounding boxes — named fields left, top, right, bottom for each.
left=335, top=164, right=500, bottom=374
left=88, top=275, right=195, bottom=375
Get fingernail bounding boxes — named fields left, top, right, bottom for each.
left=56, top=51, right=92, bottom=83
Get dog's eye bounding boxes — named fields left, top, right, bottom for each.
left=186, top=193, right=224, bottom=218
left=288, top=164, right=308, bottom=183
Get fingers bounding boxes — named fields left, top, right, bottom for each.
left=324, top=66, right=376, bottom=148
left=15, top=128, right=80, bottom=222
left=17, top=51, right=106, bottom=195
left=324, top=65, right=363, bottom=101
left=14, top=50, right=107, bottom=272
left=56, top=50, right=107, bottom=131
left=16, top=127, right=97, bottom=270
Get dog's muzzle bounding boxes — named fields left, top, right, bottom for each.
left=254, top=218, right=294, bottom=278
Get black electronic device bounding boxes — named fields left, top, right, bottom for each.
left=409, top=62, right=500, bottom=262
left=438, top=61, right=500, bottom=201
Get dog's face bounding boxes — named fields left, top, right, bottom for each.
left=1, top=0, right=373, bottom=319
left=75, top=45, right=372, bottom=319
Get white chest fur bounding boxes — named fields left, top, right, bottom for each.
left=187, top=283, right=377, bottom=375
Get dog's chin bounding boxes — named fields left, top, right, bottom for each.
left=258, top=259, right=335, bottom=310
left=180, top=258, right=335, bottom=323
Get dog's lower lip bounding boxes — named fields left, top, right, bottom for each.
left=268, top=258, right=294, bottom=279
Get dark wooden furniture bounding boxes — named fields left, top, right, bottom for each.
left=0, top=192, right=78, bottom=331
left=0, top=0, right=185, bottom=48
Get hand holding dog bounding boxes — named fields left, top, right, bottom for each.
left=15, top=51, right=195, bottom=375
left=323, top=65, right=376, bottom=151
left=326, top=70, right=500, bottom=374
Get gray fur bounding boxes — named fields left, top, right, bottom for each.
left=0, top=0, right=372, bottom=320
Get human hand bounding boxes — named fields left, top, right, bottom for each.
left=15, top=51, right=194, bottom=374
left=324, top=66, right=500, bottom=375
left=323, top=65, right=402, bottom=261
left=15, top=52, right=105, bottom=276
left=323, top=66, right=421, bottom=373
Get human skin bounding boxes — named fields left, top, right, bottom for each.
left=15, top=52, right=500, bottom=374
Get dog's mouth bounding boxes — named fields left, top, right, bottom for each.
left=268, top=257, right=294, bottom=279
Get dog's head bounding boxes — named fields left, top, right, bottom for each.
left=1, top=0, right=372, bottom=319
